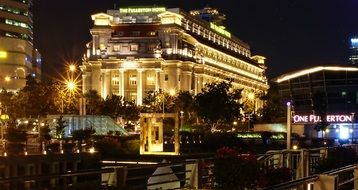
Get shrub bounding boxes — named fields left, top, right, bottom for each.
left=214, top=146, right=292, bottom=189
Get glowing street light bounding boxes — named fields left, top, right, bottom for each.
left=69, top=64, right=76, bottom=72
left=67, top=81, right=76, bottom=91
left=4, top=76, right=10, bottom=82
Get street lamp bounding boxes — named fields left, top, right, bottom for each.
left=61, top=79, right=78, bottom=114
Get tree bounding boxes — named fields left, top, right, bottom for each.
left=120, top=100, right=140, bottom=126
left=312, top=91, right=329, bottom=134
left=102, top=95, right=123, bottom=119
left=142, top=90, right=175, bottom=113
left=55, top=115, right=66, bottom=139
left=84, top=90, right=103, bottom=115
left=194, top=81, right=243, bottom=130
left=174, top=91, right=194, bottom=115
left=39, top=124, right=51, bottom=143
left=258, top=84, right=285, bottom=123
left=72, top=127, right=95, bottom=144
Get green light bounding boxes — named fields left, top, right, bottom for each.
left=120, top=7, right=166, bottom=14
left=0, top=51, right=7, bottom=59
left=210, top=22, right=231, bottom=38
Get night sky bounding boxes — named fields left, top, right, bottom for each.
left=33, top=0, right=358, bottom=80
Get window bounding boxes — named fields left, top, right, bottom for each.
left=147, top=75, right=155, bottom=85
left=148, top=31, right=156, bottom=36
left=113, top=45, right=120, bottom=52
left=130, top=44, right=138, bottom=51
left=129, top=74, right=137, bottom=85
left=164, top=74, right=169, bottom=81
left=112, top=75, right=119, bottom=85
left=131, top=31, right=140, bottom=36
left=129, top=92, right=137, bottom=102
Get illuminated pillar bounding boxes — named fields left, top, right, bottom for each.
left=177, top=68, right=181, bottom=91
left=194, top=74, right=198, bottom=95
left=155, top=70, right=160, bottom=91
left=174, top=115, right=180, bottom=155
left=136, top=70, right=143, bottom=105
left=120, top=70, right=125, bottom=98
left=287, top=102, right=292, bottom=150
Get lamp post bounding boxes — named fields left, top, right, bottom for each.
left=287, top=102, right=292, bottom=150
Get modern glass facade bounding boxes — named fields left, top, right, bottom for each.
left=0, top=0, right=41, bottom=91
left=350, top=37, right=358, bottom=65
left=274, top=66, right=358, bottom=139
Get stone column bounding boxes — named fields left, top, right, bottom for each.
left=120, top=70, right=125, bottom=98
left=155, top=70, right=160, bottom=91
left=136, top=70, right=143, bottom=105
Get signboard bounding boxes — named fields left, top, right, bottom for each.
left=210, top=22, right=231, bottom=38
left=292, top=114, right=353, bottom=124
left=119, top=7, right=166, bottom=14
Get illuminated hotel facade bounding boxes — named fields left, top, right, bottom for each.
left=274, top=66, right=358, bottom=139
left=0, top=0, right=41, bottom=91
left=81, top=7, right=268, bottom=107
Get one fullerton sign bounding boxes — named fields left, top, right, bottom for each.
left=293, top=114, right=353, bottom=124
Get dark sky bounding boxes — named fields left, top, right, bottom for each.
left=33, top=0, right=358, bottom=80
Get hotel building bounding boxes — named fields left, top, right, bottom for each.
left=81, top=7, right=268, bottom=107
left=0, top=0, right=41, bottom=91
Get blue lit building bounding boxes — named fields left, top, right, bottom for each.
left=349, top=37, right=358, bottom=65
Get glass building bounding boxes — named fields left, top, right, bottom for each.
left=81, top=6, right=268, bottom=108
left=0, top=0, right=41, bottom=91
left=350, top=37, right=358, bottom=65
left=274, top=66, right=358, bottom=140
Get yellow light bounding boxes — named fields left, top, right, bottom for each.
left=325, top=129, right=330, bottom=133
left=120, top=7, right=166, bottom=14
left=248, top=92, right=255, bottom=100
left=0, top=51, right=7, bottom=58
left=4, top=76, right=10, bottom=82
left=89, top=147, right=95, bottom=153
left=67, top=81, right=76, bottom=91
left=169, top=89, right=176, bottom=96
left=233, top=121, right=238, bottom=125
left=210, top=22, right=231, bottom=38
left=69, top=64, right=76, bottom=72
left=276, top=66, right=358, bottom=83
left=0, top=114, right=9, bottom=121
left=292, top=145, right=298, bottom=150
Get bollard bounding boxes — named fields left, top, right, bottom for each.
left=115, top=166, right=127, bottom=190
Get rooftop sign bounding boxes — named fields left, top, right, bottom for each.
left=293, top=114, right=353, bottom=124
left=119, top=7, right=166, bottom=14
left=210, top=22, right=231, bottom=38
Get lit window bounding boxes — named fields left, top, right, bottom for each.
left=113, top=45, right=120, bottom=52
left=147, top=75, right=155, bottom=85
left=129, top=74, right=137, bottom=85
left=112, top=75, right=119, bottom=85
left=129, top=92, right=137, bottom=101
left=148, top=31, right=156, bottom=36
left=130, top=44, right=138, bottom=51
